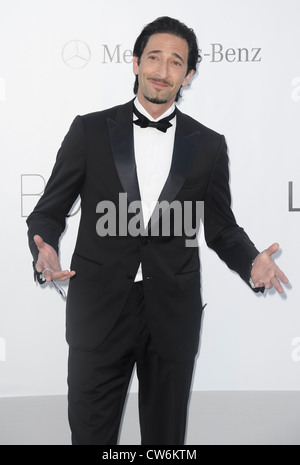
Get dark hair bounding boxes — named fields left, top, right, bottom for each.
left=133, top=16, right=201, bottom=101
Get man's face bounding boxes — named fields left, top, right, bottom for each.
left=133, top=33, right=194, bottom=106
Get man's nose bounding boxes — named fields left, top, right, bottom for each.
left=155, top=59, right=169, bottom=79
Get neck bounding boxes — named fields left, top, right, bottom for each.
left=136, top=92, right=175, bottom=119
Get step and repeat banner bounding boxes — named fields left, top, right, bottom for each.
left=0, top=0, right=299, bottom=396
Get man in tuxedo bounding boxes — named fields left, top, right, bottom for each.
left=27, top=17, right=288, bottom=445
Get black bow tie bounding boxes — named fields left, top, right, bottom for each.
left=133, top=106, right=176, bottom=133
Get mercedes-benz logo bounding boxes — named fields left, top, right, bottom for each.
left=62, top=40, right=91, bottom=69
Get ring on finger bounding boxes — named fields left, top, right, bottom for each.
left=42, top=268, right=53, bottom=279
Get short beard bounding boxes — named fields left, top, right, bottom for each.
left=144, top=95, right=169, bottom=105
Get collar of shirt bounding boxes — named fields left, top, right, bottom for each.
left=133, top=97, right=176, bottom=123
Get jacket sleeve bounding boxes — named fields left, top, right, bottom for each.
left=204, top=135, right=263, bottom=292
left=26, top=115, right=86, bottom=264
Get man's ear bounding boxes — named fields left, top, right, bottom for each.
left=133, top=56, right=140, bottom=76
left=182, top=69, right=195, bottom=88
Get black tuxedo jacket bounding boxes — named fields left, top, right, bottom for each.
left=27, top=100, right=260, bottom=361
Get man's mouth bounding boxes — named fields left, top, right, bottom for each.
left=148, top=78, right=171, bottom=88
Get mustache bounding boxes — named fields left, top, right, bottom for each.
left=147, top=77, right=172, bottom=87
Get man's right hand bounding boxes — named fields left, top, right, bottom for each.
left=34, top=235, right=76, bottom=283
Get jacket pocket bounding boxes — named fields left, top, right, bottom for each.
left=176, top=270, right=200, bottom=290
left=71, top=253, right=103, bottom=282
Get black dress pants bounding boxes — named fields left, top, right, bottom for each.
left=68, top=282, right=195, bottom=445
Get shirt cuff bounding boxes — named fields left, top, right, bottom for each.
left=249, top=260, right=265, bottom=293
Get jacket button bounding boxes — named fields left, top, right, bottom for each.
left=142, top=237, right=150, bottom=246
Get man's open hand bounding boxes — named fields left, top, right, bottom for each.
left=34, top=235, right=76, bottom=282
left=251, top=243, right=289, bottom=294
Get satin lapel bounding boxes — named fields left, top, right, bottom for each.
left=148, top=111, right=202, bottom=231
left=107, top=101, right=141, bottom=205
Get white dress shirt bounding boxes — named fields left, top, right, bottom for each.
left=133, top=97, right=177, bottom=281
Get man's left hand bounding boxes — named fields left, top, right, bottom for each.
left=251, top=243, right=289, bottom=294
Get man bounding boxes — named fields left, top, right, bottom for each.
left=27, top=17, right=288, bottom=445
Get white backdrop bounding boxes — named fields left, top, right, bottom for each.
left=0, top=0, right=299, bottom=397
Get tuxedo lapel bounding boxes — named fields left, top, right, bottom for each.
left=107, top=101, right=141, bottom=206
left=107, top=102, right=201, bottom=234
left=148, top=110, right=202, bottom=231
